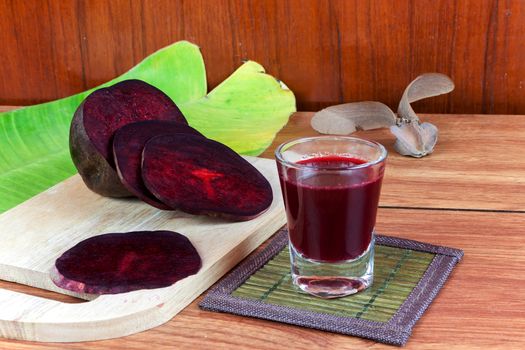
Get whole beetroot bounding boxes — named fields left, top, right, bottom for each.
left=70, top=80, right=187, bottom=197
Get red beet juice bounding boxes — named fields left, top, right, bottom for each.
left=280, top=155, right=384, bottom=262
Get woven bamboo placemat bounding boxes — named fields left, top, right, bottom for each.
left=200, top=228, right=463, bottom=346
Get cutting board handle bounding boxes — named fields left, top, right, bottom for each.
left=0, top=286, right=168, bottom=342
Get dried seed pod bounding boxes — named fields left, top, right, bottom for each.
left=390, top=122, right=438, bottom=158
left=311, top=101, right=396, bottom=135
left=309, top=73, right=454, bottom=158
left=397, top=73, right=455, bottom=123
left=392, top=73, right=453, bottom=157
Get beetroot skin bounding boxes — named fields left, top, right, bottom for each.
left=70, top=79, right=187, bottom=197
left=51, top=231, right=201, bottom=294
left=142, top=134, right=273, bottom=221
left=113, top=121, right=204, bottom=209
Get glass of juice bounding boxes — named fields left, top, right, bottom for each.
left=275, top=136, right=387, bottom=298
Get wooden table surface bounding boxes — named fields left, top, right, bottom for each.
left=0, top=110, right=524, bottom=349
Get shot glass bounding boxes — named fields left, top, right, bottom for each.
left=275, top=136, right=387, bottom=298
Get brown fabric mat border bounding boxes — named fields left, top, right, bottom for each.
left=199, top=228, right=463, bottom=346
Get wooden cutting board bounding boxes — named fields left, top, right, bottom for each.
left=0, top=156, right=285, bottom=342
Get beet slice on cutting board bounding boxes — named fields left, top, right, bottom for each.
left=51, top=231, right=201, bottom=294
left=142, top=134, right=273, bottom=221
left=70, top=79, right=187, bottom=197
left=113, top=120, right=204, bottom=209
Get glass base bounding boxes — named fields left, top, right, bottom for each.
left=290, top=236, right=374, bottom=299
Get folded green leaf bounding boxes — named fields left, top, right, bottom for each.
left=0, top=41, right=296, bottom=213
left=183, top=61, right=295, bottom=155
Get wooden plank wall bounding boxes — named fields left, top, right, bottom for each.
left=0, top=0, right=523, bottom=114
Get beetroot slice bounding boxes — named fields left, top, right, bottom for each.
left=113, top=121, right=204, bottom=209
left=82, top=79, right=187, bottom=164
left=51, top=231, right=201, bottom=295
left=142, top=134, right=273, bottom=221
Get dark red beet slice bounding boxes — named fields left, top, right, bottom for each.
left=113, top=121, right=204, bottom=209
left=142, top=134, right=273, bottom=221
left=51, top=230, right=201, bottom=294
left=70, top=79, right=187, bottom=197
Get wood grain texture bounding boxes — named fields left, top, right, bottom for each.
left=1, top=209, right=523, bottom=349
left=0, top=157, right=286, bottom=342
left=262, top=112, right=525, bottom=211
left=1, top=0, right=525, bottom=114
left=0, top=107, right=523, bottom=347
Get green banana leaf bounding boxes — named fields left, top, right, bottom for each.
left=0, top=41, right=296, bottom=213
